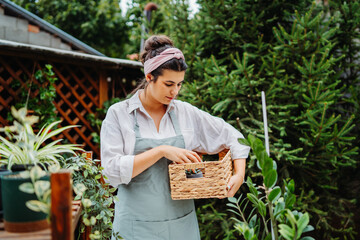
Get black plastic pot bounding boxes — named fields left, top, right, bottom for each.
left=3, top=163, right=50, bottom=172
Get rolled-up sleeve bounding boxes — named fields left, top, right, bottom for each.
left=100, top=115, right=134, bottom=187
left=187, top=104, right=250, bottom=159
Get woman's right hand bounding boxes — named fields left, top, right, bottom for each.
left=159, top=145, right=202, bottom=164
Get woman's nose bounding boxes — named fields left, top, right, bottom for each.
left=171, top=85, right=181, bottom=95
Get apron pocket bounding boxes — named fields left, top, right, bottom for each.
left=112, top=218, right=133, bottom=240
left=132, top=210, right=200, bottom=240
left=169, top=210, right=200, bottom=240
left=132, top=220, right=168, bottom=240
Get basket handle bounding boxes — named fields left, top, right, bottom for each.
left=182, top=163, right=206, bottom=170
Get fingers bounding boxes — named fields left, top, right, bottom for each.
left=164, top=146, right=202, bottom=164
left=227, top=175, right=243, bottom=197
left=180, top=154, right=192, bottom=163
left=191, top=151, right=202, bottom=162
left=186, top=151, right=202, bottom=163
left=175, top=150, right=201, bottom=164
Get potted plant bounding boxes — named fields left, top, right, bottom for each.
left=61, top=155, right=118, bottom=239
left=0, top=106, right=82, bottom=233
left=185, top=168, right=203, bottom=178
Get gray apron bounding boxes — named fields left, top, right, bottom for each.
left=112, top=109, right=201, bottom=240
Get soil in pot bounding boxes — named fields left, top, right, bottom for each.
left=1, top=173, right=50, bottom=233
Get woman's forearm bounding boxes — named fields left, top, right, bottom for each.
left=132, top=146, right=164, bottom=178
left=233, top=158, right=246, bottom=180
left=132, top=145, right=202, bottom=178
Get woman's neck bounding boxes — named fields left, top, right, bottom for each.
left=139, top=90, right=166, bottom=113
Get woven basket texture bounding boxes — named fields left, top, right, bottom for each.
left=169, top=150, right=232, bottom=200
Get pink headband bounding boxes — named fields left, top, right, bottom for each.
left=143, top=48, right=185, bottom=76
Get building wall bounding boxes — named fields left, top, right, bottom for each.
left=0, top=5, right=72, bottom=51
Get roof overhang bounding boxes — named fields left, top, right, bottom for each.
left=0, top=39, right=143, bottom=70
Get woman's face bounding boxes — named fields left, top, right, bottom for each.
left=146, top=69, right=185, bottom=105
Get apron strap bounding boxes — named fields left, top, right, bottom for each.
left=169, top=110, right=182, bottom=136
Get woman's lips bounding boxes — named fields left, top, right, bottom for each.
left=166, top=97, right=173, bottom=100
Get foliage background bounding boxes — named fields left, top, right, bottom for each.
left=12, top=0, right=129, bottom=57
left=11, top=0, right=360, bottom=239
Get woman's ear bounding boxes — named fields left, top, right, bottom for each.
left=145, top=73, right=153, bottom=82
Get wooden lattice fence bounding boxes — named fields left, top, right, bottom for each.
left=0, top=53, right=141, bottom=158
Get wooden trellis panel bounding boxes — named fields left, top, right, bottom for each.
left=0, top=55, right=105, bottom=158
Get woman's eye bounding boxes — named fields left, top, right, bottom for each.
left=165, top=84, right=173, bottom=87
left=177, top=83, right=182, bottom=87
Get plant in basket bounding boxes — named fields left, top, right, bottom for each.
left=0, top=106, right=82, bottom=233
left=185, top=168, right=203, bottom=179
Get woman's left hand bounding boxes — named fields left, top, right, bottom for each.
left=226, top=158, right=246, bottom=197
left=227, top=173, right=244, bottom=197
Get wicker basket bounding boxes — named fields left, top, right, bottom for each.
left=168, top=150, right=233, bottom=200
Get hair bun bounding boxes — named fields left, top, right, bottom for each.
left=141, top=35, right=174, bottom=64
left=144, top=35, right=173, bottom=51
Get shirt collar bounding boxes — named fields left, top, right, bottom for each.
left=127, top=90, right=175, bottom=114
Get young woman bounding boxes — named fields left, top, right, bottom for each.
left=100, top=35, right=250, bottom=240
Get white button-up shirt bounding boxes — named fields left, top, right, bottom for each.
left=100, top=90, right=250, bottom=187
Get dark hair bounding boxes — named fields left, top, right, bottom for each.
left=134, top=35, right=188, bottom=92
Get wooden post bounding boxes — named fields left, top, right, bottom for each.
left=51, top=170, right=73, bottom=240
left=99, top=70, right=109, bottom=108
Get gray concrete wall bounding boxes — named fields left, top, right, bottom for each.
left=0, top=6, right=72, bottom=51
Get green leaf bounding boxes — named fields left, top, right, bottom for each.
left=274, top=201, right=286, bottom=219
left=19, top=171, right=30, bottom=179
left=48, top=164, right=60, bottom=173
left=238, top=138, right=250, bottom=146
left=303, top=225, right=314, bottom=233
left=82, top=199, right=93, bottom=208
left=30, top=165, right=46, bottom=182
left=228, top=197, right=237, bottom=204
left=83, top=217, right=91, bottom=226
left=34, top=180, right=50, bottom=197
left=300, top=237, right=315, bottom=240
left=249, top=214, right=257, bottom=228
left=74, top=183, right=87, bottom=196
left=258, top=200, right=266, bottom=217
left=262, top=154, right=273, bottom=174
left=279, top=224, right=295, bottom=240
left=19, top=182, right=35, bottom=194
left=264, top=234, right=272, bottom=240
left=247, top=193, right=259, bottom=206
left=285, top=194, right=296, bottom=209
left=297, top=213, right=310, bottom=235
left=287, top=179, right=295, bottom=193
left=246, top=177, right=258, bottom=197
left=268, top=186, right=281, bottom=202
left=90, top=216, right=97, bottom=225
left=26, top=200, right=49, bottom=214
left=264, top=169, right=277, bottom=188
left=286, top=210, right=297, bottom=228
